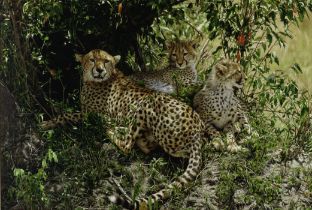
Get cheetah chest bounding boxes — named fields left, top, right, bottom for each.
left=208, top=90, right=239, bottom=129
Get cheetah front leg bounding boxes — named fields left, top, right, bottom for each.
left=107, top=124, right=140, bottom=154
left=235, top=111, right=259, bottom=142
left=223, top=123, right=244, bottom=153
left=40, top=112, right=83, bottom=129
left=205, top=123, right=224, bottom=151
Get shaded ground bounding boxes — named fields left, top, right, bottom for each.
left=2, top=111, right=312, bottom=209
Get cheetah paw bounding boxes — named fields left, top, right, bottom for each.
left=251, top=131, right=260, bottom=138
left=243, top=124, right=252, bottom=135
left=226, top=136, right=240, bottom=153
left=212, top=138, right=225, bottom=151
left=40, top=120, right=56, bottom=130
left=227, top=144, right=242, bottom=153
left=245, top=130, right=259, bottom=140
left=233, top=122, right=242, bottom=133
left=107, top=129, right=115, bottom=139
left=107, top=129, right=132, bottom=154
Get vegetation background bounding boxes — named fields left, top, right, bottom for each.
left=1, top=0, right=312, bottom=209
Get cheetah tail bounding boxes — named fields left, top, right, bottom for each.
left=109, top=136, right=202, bottom=209
left=108, top=194, right=134, bottom=209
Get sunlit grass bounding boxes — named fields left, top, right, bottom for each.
left=274, top=13, right=312, bottom=92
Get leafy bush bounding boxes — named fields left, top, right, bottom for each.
left=9, top=149, right=58, bottom=207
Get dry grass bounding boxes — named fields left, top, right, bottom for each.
left=274, top=12, right=312, bottom=92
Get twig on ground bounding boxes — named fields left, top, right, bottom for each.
left=109, top=170, right=133, bottom=202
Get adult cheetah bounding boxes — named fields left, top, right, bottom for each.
left=41, top=49, right=204, bottom=209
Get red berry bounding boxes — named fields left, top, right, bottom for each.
left=237, top=34, right=245, bottom=46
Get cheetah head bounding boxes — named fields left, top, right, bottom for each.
left=75, top=49, right=121, bottom=83
left=211, top=59, right=244, bottom=89
left=166, top=39, right=198, bottom=69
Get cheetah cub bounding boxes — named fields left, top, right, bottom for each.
left=193, top=59, right=252, bottom=152
left=40, top=49, right=204, bottom=209
left=130, top=39, right=198, bottom=94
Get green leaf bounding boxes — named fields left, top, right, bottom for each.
left=291, top=63, right=303, bottom=74
left=300, top=104, right=309, bottom=117
left=14, top=168, right=25, bottom=177
left=42, top=159, right=47, bottom=169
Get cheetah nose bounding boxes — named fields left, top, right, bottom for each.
left=237, top=75, right=243, bottom=84
left=96, top=68, right=104, bottom=74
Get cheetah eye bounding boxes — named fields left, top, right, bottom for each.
left=183, top=52, right=188, bottom=56
left=172, top=53, right=176, bottom=57
left=217, top=70, right=225, bottom=76
left=104, top=60, right=110, bottom=64
left=90, top=58, right=95, bottom=63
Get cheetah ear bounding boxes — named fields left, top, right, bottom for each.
left=165, top=41, right=173, bottom=50
left=190, top=40, right=200, bottom=49
left=114, top=55, right=121, bottom=64
left=191, top=35, right=202, bottom=48
left=220, top=58, right=230, bottom=65
left=214, top=63, right=227, bottom=76
left=75, top=54, right=83, bottom=63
